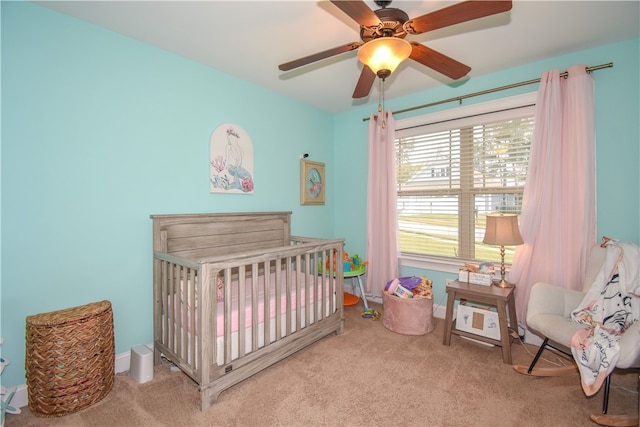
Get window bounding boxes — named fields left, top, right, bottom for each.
left=395, top=93, right=536, bottom=267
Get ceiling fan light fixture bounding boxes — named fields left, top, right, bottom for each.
left=357, top=37, right=412, bottom=78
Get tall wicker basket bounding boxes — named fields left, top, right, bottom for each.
left=25, top=300, right=115, bottom=417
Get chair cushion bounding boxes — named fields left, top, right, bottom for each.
left=527, top=282, right=585, bottom=323
left=528, top=313, right=583, bottom=349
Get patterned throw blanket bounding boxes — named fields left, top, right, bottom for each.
left=570, top=240, right=640, bottom=396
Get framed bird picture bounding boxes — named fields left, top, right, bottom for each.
left=300, top=159, right=325, bottom=205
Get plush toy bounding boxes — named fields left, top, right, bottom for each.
left=325, top=249, right=367, bottom=273
left=412, top=276, right=433, bottom=298
left=325, top=248, right=339, bottom=271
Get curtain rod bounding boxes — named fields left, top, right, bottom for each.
left=362, top=62, right=613, bottom=121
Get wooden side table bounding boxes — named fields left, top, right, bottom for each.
left=443, top=280, right=518, bottom=364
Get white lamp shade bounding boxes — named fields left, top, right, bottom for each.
left=357, top=37, right=412, bottom=75
left=483, top=213, right=524, bottom=246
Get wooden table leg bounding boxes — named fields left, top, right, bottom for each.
left=443, top=290, right=456, bottom=346
left=496, top=300, right=512, bottom=364
left=507, top=295, right=518, bottom=332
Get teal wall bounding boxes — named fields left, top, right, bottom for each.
left=2, top=1, right=638, bottom=389
left=1, top=2, right=336, bottom=387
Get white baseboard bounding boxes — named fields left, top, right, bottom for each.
left=433, top=303, right=446, bottom=319
left=5, top=384, right=28, bottom=411
left=7, top=345, right=149, bottom=410
left=115, top=348, right=133, bottom=374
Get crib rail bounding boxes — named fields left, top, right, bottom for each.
left=152, top=253, right=202, bottom=380
left=153, top=237, right=344, bottom=390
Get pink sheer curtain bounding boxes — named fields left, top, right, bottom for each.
left=366, top=111, right=399, bottom=295
left=509, top=65, right=597, bottom=322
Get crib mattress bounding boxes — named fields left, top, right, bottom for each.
left=165, top=270, right=336, bottom=365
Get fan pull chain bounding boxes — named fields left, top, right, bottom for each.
left=377, top=77, right=382, bottom=114
left=378, top=77, right=386, bottom=129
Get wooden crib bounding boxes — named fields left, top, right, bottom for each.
left=151, top=212, right=344, bottom=411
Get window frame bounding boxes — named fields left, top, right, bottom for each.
left=395, top=92, right=537, bottom=273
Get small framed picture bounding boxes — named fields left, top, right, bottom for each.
left=300, top=160, right=325, bottom=205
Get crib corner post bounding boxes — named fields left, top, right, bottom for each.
left=200, top=385, right=222, bottom=412
left=153, top=346, right=161, bottom=366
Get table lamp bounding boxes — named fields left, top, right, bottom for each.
left=482, top=213, right=524, bottom=288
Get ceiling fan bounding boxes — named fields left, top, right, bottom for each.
left=278, top=1, right=513, bottom=99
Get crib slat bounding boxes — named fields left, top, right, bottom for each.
left=321, top=251, right=327, bottom=320
left=316, top=250, right=323, bottom=321
left=160, top=261, right=168, bottom=345
left=308, top=253, right=314, bottom=322
left=334, top=246, right=343, bottom=313
left=210, top=269, right=218, bottom=370
left=312, top=252, right=319, bottom=322
left=168, top=262, right=175, bottom=352
left=223, top=267, right=232, bottom=364
left=188, top=267, right=196, bottom=366
left=295, top=254, right=302, bottom=331
left=321, top=250, right=327, bottom=319
left=177, top=266, right=186, bottom=360
left=166, top=261, right=172, bottom=348
left=289, top=255, right=294, bottom=330
left=275, top=258, right=282, bottom=342
left=285, top=259, right=292, bottom=336
left=263, top=261, right=271, bottom=348
left=175, top=265, right=182, bottom=358
left=238, top=264, right=246, bottom=358
left=251, top=263, right=259, bottom=352
left=304, top=253, right=310, bottom=327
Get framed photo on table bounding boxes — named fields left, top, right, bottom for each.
left=300, top=160, right=325, bottom=205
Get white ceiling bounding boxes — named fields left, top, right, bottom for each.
left=35, top=1, right=639, bottom=113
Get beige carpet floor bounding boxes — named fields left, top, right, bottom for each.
left=6, top=302, right=638, bottom=426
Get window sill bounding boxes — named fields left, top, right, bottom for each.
left=400, top=254, right=512, bottom=274
left=400, top=254, right=461, bottom=273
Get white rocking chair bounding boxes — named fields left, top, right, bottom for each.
left=513, top=245, right=640, bottom=426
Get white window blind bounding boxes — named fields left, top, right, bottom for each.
left=395, top=95, right=535, bottom=263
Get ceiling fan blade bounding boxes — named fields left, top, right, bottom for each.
left=405, top=1, right=512, bottom=34
left=278, top=42, right=361, bottom=71
left=352, top=66, right=376, bottom=98
left=409, top=43, right=471, bottom=80
left=330, top=0, right=381, bottom=27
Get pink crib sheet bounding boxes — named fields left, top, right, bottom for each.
left=172, top=270, right=334, bottom=338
